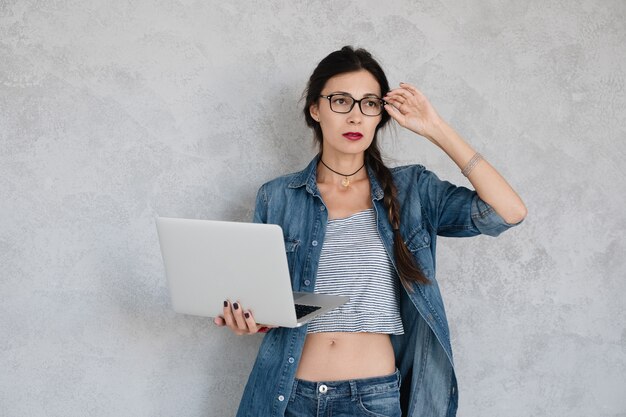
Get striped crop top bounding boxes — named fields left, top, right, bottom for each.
left=306, top=208, right=404, bottom=335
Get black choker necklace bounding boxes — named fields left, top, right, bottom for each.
left=320, top=159, right=365, bottom=187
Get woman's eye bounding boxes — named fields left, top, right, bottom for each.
left=333, top=98, right=346, bottom=105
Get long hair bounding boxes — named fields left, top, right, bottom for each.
left=302, top=46, right=429, bottom=288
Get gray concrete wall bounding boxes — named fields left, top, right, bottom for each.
left=1, top=1, right=624, bottom=416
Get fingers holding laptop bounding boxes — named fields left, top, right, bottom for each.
left=214, top=300, right=276, bottom=335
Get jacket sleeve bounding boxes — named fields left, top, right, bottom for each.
left=252, top=184, right=268, bottom=224
left=419, top=168, right=524, bottom=237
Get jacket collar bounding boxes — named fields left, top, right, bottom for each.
left=288, top=154, right=385, bottom=201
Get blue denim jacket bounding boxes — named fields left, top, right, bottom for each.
left=236, top=155, right=522, bottom=417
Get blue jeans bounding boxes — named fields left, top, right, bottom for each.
left=284, top=369, right=402, bottom=417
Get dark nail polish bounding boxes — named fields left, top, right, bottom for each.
left=223, top=300, right=228, bottom=307
left=233, top=302, right=239, bottom=310
left=244, top=312, right=250, bottom=319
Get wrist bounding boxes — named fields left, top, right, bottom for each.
left=424, top=118, right=451, bottom=148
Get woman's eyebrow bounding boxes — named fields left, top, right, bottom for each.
left=328, top=91, right=382, bottom=98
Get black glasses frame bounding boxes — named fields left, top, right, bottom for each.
left=319, top=94, right=386, bottom=116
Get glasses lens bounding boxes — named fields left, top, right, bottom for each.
left=329, top=94, right=354, bottom=113
left=361, top=98, right=383, bottom=116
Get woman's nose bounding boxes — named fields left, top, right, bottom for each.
left=346, top=105, right=362, bottom=123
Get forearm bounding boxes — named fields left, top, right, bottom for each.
left=427, top=120, right=528, bottom=224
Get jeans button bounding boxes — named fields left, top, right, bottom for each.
left=319, top=384, right=328, bottom=394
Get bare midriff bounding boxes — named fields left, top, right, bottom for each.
left=294, top=332, right=396, bottom=381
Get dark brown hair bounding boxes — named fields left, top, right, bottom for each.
left=302, top=46, right=429, bottom=288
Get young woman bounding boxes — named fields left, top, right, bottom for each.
left=214, top=46, right=526, bottom=417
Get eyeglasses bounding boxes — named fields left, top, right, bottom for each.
left=319, top=94, right=386, bottom=116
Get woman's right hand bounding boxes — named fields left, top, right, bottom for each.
left=213, top=300, right=277, bottom=335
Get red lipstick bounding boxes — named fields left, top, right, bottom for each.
left=343, top=132, right=363, bottom=141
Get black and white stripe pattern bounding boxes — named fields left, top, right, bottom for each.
left=307, top=208, right=404, bottom=335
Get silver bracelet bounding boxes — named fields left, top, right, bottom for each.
left=461, top=152, right=483, bottom=177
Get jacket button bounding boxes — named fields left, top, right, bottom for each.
left=278, top=395, right=285, bottom=401
left=312, top=240, right=318, bottom=246
left=304, top=280, right=311, bottom=286
left=320, top=206, right=325, bottom=211
left=288, top=357, right=295, bottom=364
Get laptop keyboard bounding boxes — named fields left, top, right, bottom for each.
left=295, top=304, right=321, bottom=319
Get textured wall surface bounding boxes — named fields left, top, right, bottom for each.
left=1, top=1, right=625, bottom=416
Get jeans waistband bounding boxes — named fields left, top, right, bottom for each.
left=290, top=368, right=400, bottom=401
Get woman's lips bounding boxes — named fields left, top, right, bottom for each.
left=343, top=132, right=363, bottom=141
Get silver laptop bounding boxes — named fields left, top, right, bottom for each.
left=155, top=217, right=349, bottom=328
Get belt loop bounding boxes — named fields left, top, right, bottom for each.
left=288, top=378, right=299, bottom=403
left=349, top=380, right=358, bottom=401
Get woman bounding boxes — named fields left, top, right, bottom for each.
left=214, top=46, right=526, bottom=417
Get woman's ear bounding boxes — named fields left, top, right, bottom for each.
left=309, top=103, right=320, bottom=122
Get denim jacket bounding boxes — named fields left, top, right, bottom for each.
left=236, top=155, right=523, bottom=417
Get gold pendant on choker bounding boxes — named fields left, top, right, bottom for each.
left=319, top=159, right=365, bottom=189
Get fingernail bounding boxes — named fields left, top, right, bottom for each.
left=244, top=312, right=250, bottom=319
left=233, top=302, right=239, bottom=310
left=223, top=300, right=228, bottom=307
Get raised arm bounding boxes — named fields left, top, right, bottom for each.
left=384, top=82, right=527, bottom=224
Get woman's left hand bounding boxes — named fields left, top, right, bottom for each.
left=384, top=82, right=444, bottom=142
